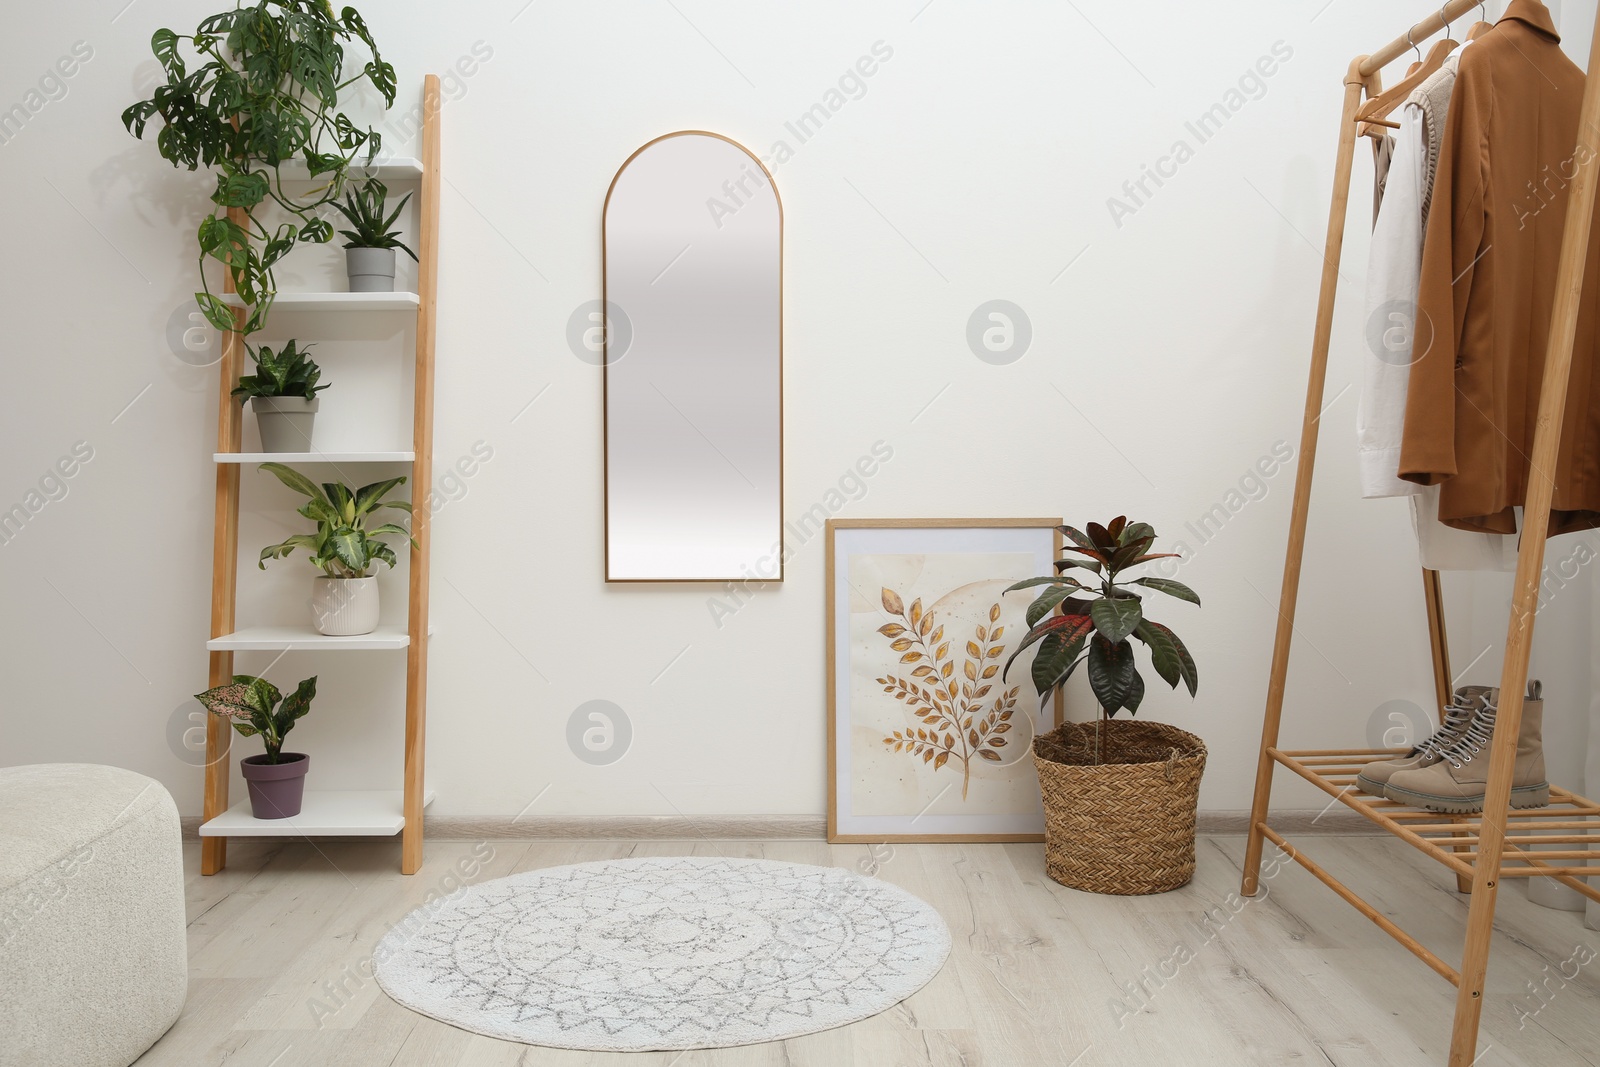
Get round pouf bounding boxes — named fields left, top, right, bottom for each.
left=0, top=764, right=187, bottom=1067
left=374, top=856, right=950, bottom=1051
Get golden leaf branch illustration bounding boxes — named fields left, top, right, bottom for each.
left=875, top=586, right=1021, bottom=800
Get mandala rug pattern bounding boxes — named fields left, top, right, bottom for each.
left=373, top=856, right=951, bottom=1051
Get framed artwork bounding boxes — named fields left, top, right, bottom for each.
left=826, top=518, right=1065, bottom=843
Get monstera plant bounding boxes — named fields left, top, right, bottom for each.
left=121, top=1, right=399, bottom=338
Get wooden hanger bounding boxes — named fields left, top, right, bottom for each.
left=1357, top=37, right=1457, bottom=137
left=1466, top=0, right=1493, bottom=41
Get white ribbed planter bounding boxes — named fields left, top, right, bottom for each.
left=311, top=576, right=380, bottom=636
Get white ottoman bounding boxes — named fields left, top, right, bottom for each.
left=0, top=764, right=187, bottom=1067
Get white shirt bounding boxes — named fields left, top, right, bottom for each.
left=1360, top=100, right=1516, bottom=571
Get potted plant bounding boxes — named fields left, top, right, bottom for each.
left=1005, top=517, right=1205, bottom=895
left=331, top=178, right=417, bottom=292
left=232, top=340, right=329, bottom=452
left=122, top=2, right=399, bottom=339
left=194, top=674, right=317, bottom=819
left=256, top=463, right=415, bottom=635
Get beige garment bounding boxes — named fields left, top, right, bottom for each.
left=1399, top=0, right=1600, bottom=537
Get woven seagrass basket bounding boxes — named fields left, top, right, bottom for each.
left=1032, top=718, right=1207, bottom=895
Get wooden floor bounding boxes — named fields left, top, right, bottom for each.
left=136, top=834, right=1600, bottom=1067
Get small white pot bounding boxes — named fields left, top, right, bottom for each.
left=311, top=576, right=380, bottom=636
left=346, top=246, right=397, bottom=292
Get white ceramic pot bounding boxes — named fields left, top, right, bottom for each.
left=311, top=576, right=380, bottom=636
left=251, top=396, right=317, bottom=452
left=346, top=246, right=397, bottom=292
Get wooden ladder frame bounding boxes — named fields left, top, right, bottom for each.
left=1239, top=4, right=1600, bottom=1064
left=200, top=75, right=441, bottom=877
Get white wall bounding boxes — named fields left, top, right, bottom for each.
left=2, top=0, right=1588, bottom=821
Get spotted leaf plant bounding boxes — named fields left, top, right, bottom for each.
left=874, top=588, right=1021, bottom=801
left=194, top=674, right=317, bottom=763
left=1004, top=517, right=1200, bottom=717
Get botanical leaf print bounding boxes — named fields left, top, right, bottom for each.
left=876, top=588, right=1021, bottom=801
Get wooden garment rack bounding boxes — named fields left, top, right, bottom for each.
left=1240, top=3, right=1600, bottom=1065
left=200, top=75, right=441, bottom=876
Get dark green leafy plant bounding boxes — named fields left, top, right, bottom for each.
left=194, top=674, right=317, bottom=763
left=1005, top=517, right=1200, bottom=716
left=331, top=178, right=416, bottom=258
left=257, top=462, right=415, bottom=578
left=231, top=340, right=328, bottom=400
left=121, top=1, right=399, bottom=337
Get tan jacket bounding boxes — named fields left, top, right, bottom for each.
left=1399, top=0, right=1600, bottom=536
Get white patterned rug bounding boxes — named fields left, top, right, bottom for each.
left=373, top=856, right=950, bottom=1051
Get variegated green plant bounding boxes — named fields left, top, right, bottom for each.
left=257, top=462, right=415, bottom=578
left=195, top=674, right=317, bottom=762
left=1004, top=517, right=1199, bottom=717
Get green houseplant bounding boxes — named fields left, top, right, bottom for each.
left=257, top=462, right=415, bottom=635
left=232, top=340, right=328, bottom=452
left=330, top=178, right=416, bottom=292
left=195, top=674, right=317, bottom=818
left=121, top=1, right=399, bottom=339
left=1005, top=517, right=1207, bottom=895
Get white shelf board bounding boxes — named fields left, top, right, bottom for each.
left=270, top=157, right=424, bottom=181
left=199, top=788, right=435, bottom=837
left=208, top=624, right=411, bottom=651
left=216, top=451, right=415, bottom=464
left=221, top=291, right=419, bottom=312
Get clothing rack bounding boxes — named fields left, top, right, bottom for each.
left=1240, top=2, right=1600, bottom=1064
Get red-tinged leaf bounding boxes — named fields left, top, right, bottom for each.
left=1003, top=614, right=1095, bottom=680
left=1086, top=522, right=1116, bottom=550
left=1107, top=515, right=1128, bottom=540
left=1128, top=553, right=1181, bottom=565
left=1060, top=545, right=1109, bottom=564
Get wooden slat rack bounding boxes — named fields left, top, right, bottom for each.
left=1240, top=3, right=1600, bottom=1064
left=199, top=75, right=441, bottom=876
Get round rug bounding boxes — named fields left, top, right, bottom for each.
left=373, top=856, right=950, bottom=1051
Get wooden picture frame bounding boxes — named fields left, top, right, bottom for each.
left=826, top=518, right=1065, bottom=843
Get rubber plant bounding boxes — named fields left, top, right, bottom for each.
left=1004, top=517, right=1200, bottom=727
left=121, top=1, right=399, bottom=338
left=194, top=674, right=317, bottom=763
left=256, top=462, right=415, bottom=577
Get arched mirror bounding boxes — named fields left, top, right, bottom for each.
left=603, top=131, right=783, bottom=583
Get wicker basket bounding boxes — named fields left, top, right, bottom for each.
left=1032, top=718, right=1207, bottom=895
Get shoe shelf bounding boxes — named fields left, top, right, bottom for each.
left=1261, top=747, right=1600, bottom=985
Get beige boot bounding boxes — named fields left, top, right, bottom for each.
left=1355, top=686, right=1494, bottom=797
left=1384, top=682, right=1549, bottom=813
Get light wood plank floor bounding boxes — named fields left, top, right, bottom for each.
left=135, top=835, right=1600, bottom=1067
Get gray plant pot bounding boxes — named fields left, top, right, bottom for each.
left=252, top=396, right=318, bottom=453
left=347, top=246, right=397, bottom=292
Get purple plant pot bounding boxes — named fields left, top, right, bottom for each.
left=240, top=753, right=309, bottom=819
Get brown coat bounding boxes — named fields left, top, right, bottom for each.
left=1399, top=0, right=1600, bottom=536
